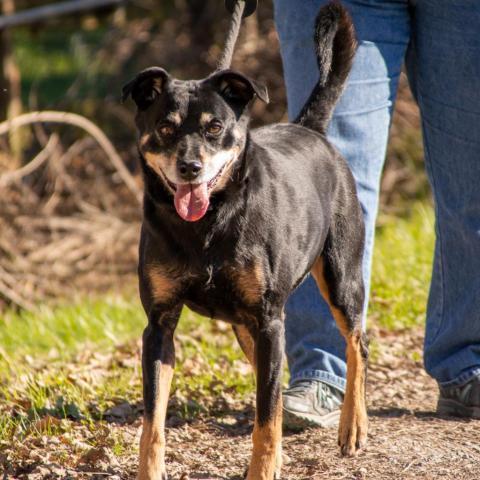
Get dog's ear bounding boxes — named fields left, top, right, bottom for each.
left=209, top=69, right=269, bottom=106
left=122, top=67, right=170, bottom=111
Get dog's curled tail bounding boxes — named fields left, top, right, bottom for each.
left=294, top=1, right=357, bottom=134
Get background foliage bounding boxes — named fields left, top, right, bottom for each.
left=1, top=4, right=460, bottom=479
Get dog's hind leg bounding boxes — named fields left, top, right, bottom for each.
left=245, top=317, right=284, bottom=480
left=311, top=228, right=368, bottom=456
left=233, top=324, right=256, bottom=372
left=138, top=305, right=181, bottom=480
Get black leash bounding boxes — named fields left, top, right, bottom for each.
left=217, top=0, right=258, bottom=71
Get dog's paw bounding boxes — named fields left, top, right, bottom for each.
left=243, top=467, right=281, bottom=480
left=337, top=411, right=368, bottom=457
left=137, top=471, right=168, bottom=480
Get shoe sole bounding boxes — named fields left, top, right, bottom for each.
left=282, top=407, right=340, bottom=430
left=437, top=398, right=480, bottom=419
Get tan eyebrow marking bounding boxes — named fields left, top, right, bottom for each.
left=139, top=134, right=150, bottom=148
left=166, top=111, right=181, bottom=125
left=200, top=112, right=214, bottom=125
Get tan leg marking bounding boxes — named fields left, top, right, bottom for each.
left=233, top=323, right=282, bottom=478
left=339, top=332, right=368, bottom=456
left=311, top=258, right=349, bottom=337
left=311, top=257, right=368, bottom=456
left=232, top=324, right=256, bottom=372
left=230, top=261, right=265, bottom=305
left=247, top=396, right=283, bottom=480
left=147, top=264, right=180, bottom=304
left=138, top=364, right=173, bottom=480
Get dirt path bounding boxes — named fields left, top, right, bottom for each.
left=4, top=328, right=480, bottom=479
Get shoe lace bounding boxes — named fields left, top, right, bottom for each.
left=287, top=380, right=317, bottom=396
left=317, top=382, right=342, bottom=410
left=288, top=380, right=342, bottom=409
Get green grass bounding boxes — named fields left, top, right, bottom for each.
left=0, top=296, right=143, bottom=361
left=370, top=203, right=434, bottom=329
left=0, top=203, right=435, bottom=447
left=0, top=297, right=254, bottom=446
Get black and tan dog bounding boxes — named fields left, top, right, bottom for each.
left=123, top=2, right=368, bottom=479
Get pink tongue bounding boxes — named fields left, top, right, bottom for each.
left=174, top=183, right=210, bottom=222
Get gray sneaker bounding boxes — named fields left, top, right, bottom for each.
left=282, top=380, right=343, bottom=429
left=437, top=376, right=480, bottom=418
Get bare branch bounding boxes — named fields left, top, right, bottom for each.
left=0, top=111, right=142, bottom=204
left=0, top=134, right=59, bottom=187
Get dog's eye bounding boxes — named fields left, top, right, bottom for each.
left=159, top=124, right=175, bottom=137
left=206, top=121, right=223, bottom=136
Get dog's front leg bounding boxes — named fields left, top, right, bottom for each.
left=247, top=318, right=284, bottom=480
left=138, top=306, right=181, bottom=480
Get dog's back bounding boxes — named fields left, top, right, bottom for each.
left=243, top=3, right=359, bottom=285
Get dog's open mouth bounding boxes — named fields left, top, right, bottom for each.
left=164, top=160, right=231, bottom=222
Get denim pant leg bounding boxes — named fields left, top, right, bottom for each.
left=274, top=0, right=410, bottom=390
left=406, top=0, right=480, bottom=387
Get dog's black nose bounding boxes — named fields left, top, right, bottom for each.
left=177, top=160, right=203, bottom=180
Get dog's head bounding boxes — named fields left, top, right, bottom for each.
left=122, top=67, right=268, bottom=222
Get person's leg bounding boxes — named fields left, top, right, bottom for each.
left=405, top=1, right=480, bottom=407
left=274, top=0, right=411, bottom=393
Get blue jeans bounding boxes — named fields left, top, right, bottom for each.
left=274, top=0, right=480, bottom=391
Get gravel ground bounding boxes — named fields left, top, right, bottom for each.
left=3, top=327, right=480, bottom=479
